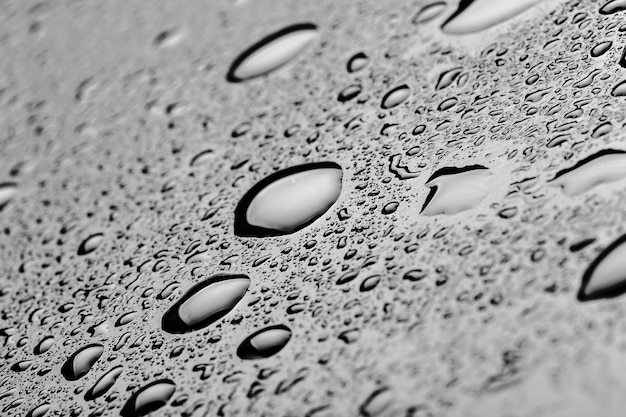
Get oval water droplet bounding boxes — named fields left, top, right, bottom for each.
left=421, top=166, right=492, bottom=216
left=347, top=52, right=368, bottom=73
left=77, top=233, right=104, bottom=256
left=611, top=80, right=626, bottom=96
left=578, top=234, right=626, bottom=301
left=120, top=379, right=175, bottom=417
left=27, top=403, right=50, bottom=417
left=61, top=344, right=104, bottom=381
left=338, top=84, right=362, bottom=102
left=381, top=85, right=410, bottom=109
left=190, top=149, right=214, bottom=167
left=34, top=336, right=54, bottom=355
left=600, top=0, right=626, bottom=15
left=85, top=366, right=123, bottom=401
left=441, top=0, right=539, bottom=34
left=381, top=202, right=399, bottom=215
left=549, top=150, right=626, bottom=196
left=234, top=162, right=343, bottom=237
left=162, top=274, right=250, bottom=334
left=226, top=23, right=318, bottom=82
left=591, top=41, right=612, bottom=57
left=236, top=324, right=292, bottom=359
left=0, top=183, right=18, bottom=211
left=412, top=2, right=447, bottom=24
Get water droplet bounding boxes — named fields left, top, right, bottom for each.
left=611, top=79, right=626, bottom=96
left=162, top=274, right=250, bottom=334
left=381, top=85, right=410, bottom=109
left=116, top=311, right=138, bottom=327
left=591, top=41, right=612, bottom=57
left=61, top=343, right=104, bottom=381
left=412, top=2, right=447, bottom=24
left=234, top=162, right=343, bottom=237
left=0, top=183, right=18, bottom=211
left=549, top=150, right=626, bottom=196
left=441, top=0, right=539, bottom=35
left=34, top=336, right=54, bottom=355
left=226, top=23, right=318, bottom=82
left=190, top=149, right=214, bottom=167
left=381, top=202, right=399, bottom=215
left=347, top=52, right=368, bottom=73
left=77, top=233, right=104, bottom=256
left=359, top=387, right=395, bottom=417
left=338, top=84, right=362, bottom=102
left=11, top=360, right=32, bottom=372
left=599, top=0, right=626, bottom=15
left=360, top=274, right=381, bottom=292
left=120, top=379, right=175, bottom=417
left=27, top=403, right=50, bottom=417
left=84, top=366, right=123, bottom=401
left=421, top=166, right=492, bottom=216
left=579, top=234, right=626, bottom=301
left=236, top=324, right=292, bottom=359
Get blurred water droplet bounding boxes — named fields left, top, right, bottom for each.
left=162, top=274, right=250, bottom=334
left=226, top=23, right=318, bottom=82
left=234, top=163, right=342, bottom=237
left=579, top=234, right=626, bottom=301
left=0, top=183, right=18, bottom=211
left=549, top=150, right=626, bottom=196
left=381, top=85, right=410, bottom=109
left=61, top=344, right=104, bottom=381
left=347, top=52, right=368, bottom=73
left=412, top=2, right=447, bottom=24
left=236, top=325, right=292, bottom=359
left=120, top=379, right=175, bottom=417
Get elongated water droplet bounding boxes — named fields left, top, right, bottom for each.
left=611, top=80, right=626, bottom=96
left=412, top=2, right=447, bottom=24
left=162, top=274, right=250, bottom=334
left=85, top=366, right=123, bottom=400
left=236, top=324, right=292, bottom=359
left=0, top=183, right=18, bottom=211
left=421, top=166, right=491, bottom=215
left=61, top=344, right=104, bottom=381
left=226, top=23, right=318, bottom=82
left=27, top=403, right=50, bottom=417
left=234, top=162, right=342, bottom=237
left=549, top=150, right=626, bottom=196
left=579, top=234, right=626, bottom=301
left=338, top=84, right=362, bottom=102
left=441, top=0, right=539, bottom=35
left=77, top=233, right=104, bottom=256
left=600, top=0, right=626, bottom=15
left=120, top=379, right=175, bottom=417
left=591, top=41, right=612, bottom=57
left=381, top=85, right=410, bottom=109
left=34, top=336, right=54, bottom=355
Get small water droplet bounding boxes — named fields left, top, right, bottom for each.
left=61, top=343, right=104, bottom=381
left=236, top=325, right=292, bottom=359
left=226, top=23, right=318, bottom=82
left=120, top=379, right=175, bottom=417
left=162, top=274, right=250, bottom=334
left=234, top=162, right=343, bottom=237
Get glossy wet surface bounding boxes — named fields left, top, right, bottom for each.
left=3, top=0, right=626, bottom=416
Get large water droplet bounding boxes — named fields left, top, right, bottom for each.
left=441, top=0, right=539, bottom=35
left=234, top=162, right=343, bottom=237
left=0, top=183, right=18, bottom=211
left=120, top=379, right=175, bottom=417
left=380, top=85, right=410, bottom=109
left=549, top=150, right=626, bottom=196
left=61, top=344, right=104, bottom=381
left=236, top=324, right=292, bottom=359
left=85, top=366, right=123, bottom=401
left=226, top=23, right=318, bottom=82
left=162, top=274, right=250, bottom=334
left=77, top=233, right=104, bottom=256
left=578, top=234, right=626, bottom=301
left=421, top=166, right=491, bottom=215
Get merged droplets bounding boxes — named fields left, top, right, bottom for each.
left=578, top=234, right=626, bottom=301
left=421, top=166, right=492, bottom=215
left=161, top=274, right=250, bottom=334
left=226, top=23, right=318, bottom=82
left=234, top=162, right=343, bottom=237
left=236, top=325, right=292, bottom=359
left=549, top=150, right=626, bottom=196
left=61, top=344, right=104, bottom=381
left=77, top=233, right=104, bottom=256
left=381, top=85, right=410, bottom=109
left=441, top=0, right=539, bottom=34
left=0, top=182, right=18, bottom=211
left=120, top=379, right=175, bottom=417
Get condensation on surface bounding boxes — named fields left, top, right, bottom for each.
left=4, top=0, right=626, bottom=416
